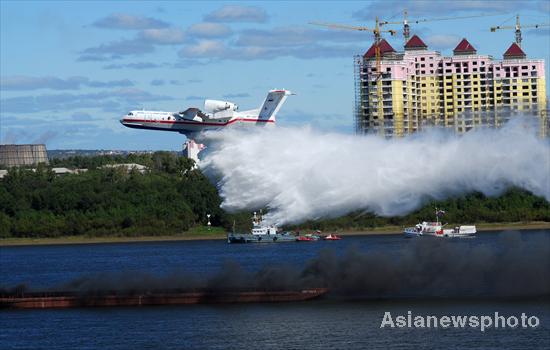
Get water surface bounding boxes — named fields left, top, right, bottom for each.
left=1, top=230, right=549, bottom=349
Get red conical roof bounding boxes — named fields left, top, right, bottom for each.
left=453, top=38, right=476, bottom=55
left=364, top=39, right=395, bottom=58
left=503, top=42, right=526, bottom=58
left=405, top=34, right=427, bottom=49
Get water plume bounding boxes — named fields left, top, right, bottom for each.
left=200, top=118, right=549, bottom=225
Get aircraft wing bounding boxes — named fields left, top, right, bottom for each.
left=180, top=108, right=209, bottom=120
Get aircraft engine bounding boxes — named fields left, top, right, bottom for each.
left=204, top=100, right=238, bottom=113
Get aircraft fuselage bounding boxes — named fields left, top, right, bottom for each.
left=120, top=89, right=291, bottom=137
left=120, top=112, right=274, bottom=136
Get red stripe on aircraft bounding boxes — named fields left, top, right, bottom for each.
left=122, top=118, right=274, bottom=127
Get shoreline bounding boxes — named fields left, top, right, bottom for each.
left=335, top=221, right=550, bottom=236
left=1, top=222, right=549, bottom=247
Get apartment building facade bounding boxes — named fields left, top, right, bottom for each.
left=354, top=35, right=547, bottom=137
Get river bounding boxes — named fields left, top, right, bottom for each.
left=1, top=230, right=549, bottom=349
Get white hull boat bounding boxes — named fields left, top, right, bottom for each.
left=404, top=209, right=476, bottom=238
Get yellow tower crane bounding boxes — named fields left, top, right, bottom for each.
left=310, top=18, right=396, bottom=135
left=381, top=10, right=500, bottom=45
left=490, top=15, right=550, bottom=47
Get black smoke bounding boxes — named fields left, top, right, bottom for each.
left=302, top=232, right=550, bottom=299
left=3, top=232, right=549, bottom=300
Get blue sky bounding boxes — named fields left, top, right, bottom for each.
left=1, top=0, right=549, bottom=150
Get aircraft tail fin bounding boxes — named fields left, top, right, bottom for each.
left=258, top=90, right=293, bottom=121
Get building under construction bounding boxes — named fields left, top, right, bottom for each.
left=354, top=35, right=547, bottom=137
left=0, top=144, right=49, bottom=168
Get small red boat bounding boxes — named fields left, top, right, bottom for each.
left=323, top=234, right=342, bottom=240
left=296, top=235, right=316, bottom=242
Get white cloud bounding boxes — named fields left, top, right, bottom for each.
left=204, top=5, right=268, bottom=23
left=177, top=25, right=366, bottom=61
left=140, top=28, right=186, bottom=44
left=79, top=27, right=185, bottom=61
left=425, top=34, right=462, bottom=50
left=0, top=76, right=133, bottom=91
left=179, top=39, right=363, bottom=61
left=79, top=38, right=155, bottom=61
left=179, top=40, right=227, bottom=57
left=354, top=0, right=530, bottom=19
left=93, top=13, right=169, bottom=30
left=222, top=93, right=250, bottom=99
left=187, top=22, right=233, bottom=38
left=235, top=27, right=366, bottom=48
left=1, top=89, right=173, bottom=113
left=103, top=62, right=163, bottom=70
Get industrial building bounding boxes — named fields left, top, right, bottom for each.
left=354, top=35, right=548, bottom=137
left=0, top=144, right=49, bottom=167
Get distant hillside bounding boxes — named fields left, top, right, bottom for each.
left=47, top=149, right=164, bottom=159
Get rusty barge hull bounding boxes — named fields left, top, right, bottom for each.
left=0, top=288, right=327, bottom=309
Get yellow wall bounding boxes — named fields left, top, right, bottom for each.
left=391, top=80, right=404, bottom=137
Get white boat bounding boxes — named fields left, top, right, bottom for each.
left=404, top=209, right=476, bottom=238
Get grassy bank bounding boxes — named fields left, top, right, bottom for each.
left=2, top=222, right=548, bottom=246
left=0, top=226, right=227, bottom=246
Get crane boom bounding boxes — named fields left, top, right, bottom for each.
left=309, top=21, right=396, bottom=34
left=491, top=23, right=550, bottom=30
left=310, top=17, right=394, bottom=135
left=490, top=15, right=550, bottom=47
left=381, top=10, right=501, bottom=44
left=309, top=22, right=374, bottom=32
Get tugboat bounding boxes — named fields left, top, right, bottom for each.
left=227, top=211, right=296, bottom=243
left=404, top=209, right=476, bottom=238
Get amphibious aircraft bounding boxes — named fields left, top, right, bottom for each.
left=120, top=89, right=293, bottom=136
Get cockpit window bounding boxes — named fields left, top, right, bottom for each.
left=128, top=112, right=133, bottom=116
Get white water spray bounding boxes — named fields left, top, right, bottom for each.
left=200, top=119, right=550, bottom=224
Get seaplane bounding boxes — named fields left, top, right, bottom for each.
left=120, top=89, right=293, bottom=161
left=121, top=89, right=292, bottom=135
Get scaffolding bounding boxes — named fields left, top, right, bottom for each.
left=353, top=51, right=547, bottom=138
left=353, top=55, right=364, bottom=134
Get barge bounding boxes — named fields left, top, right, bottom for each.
left=0, top=288, right=328, bottom=309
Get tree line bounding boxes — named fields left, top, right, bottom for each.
left=0, top=153, right=225, bottom=238
left=291, top=188, right=550, bottom=232
left=0, top=152, right=548, bottom=238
